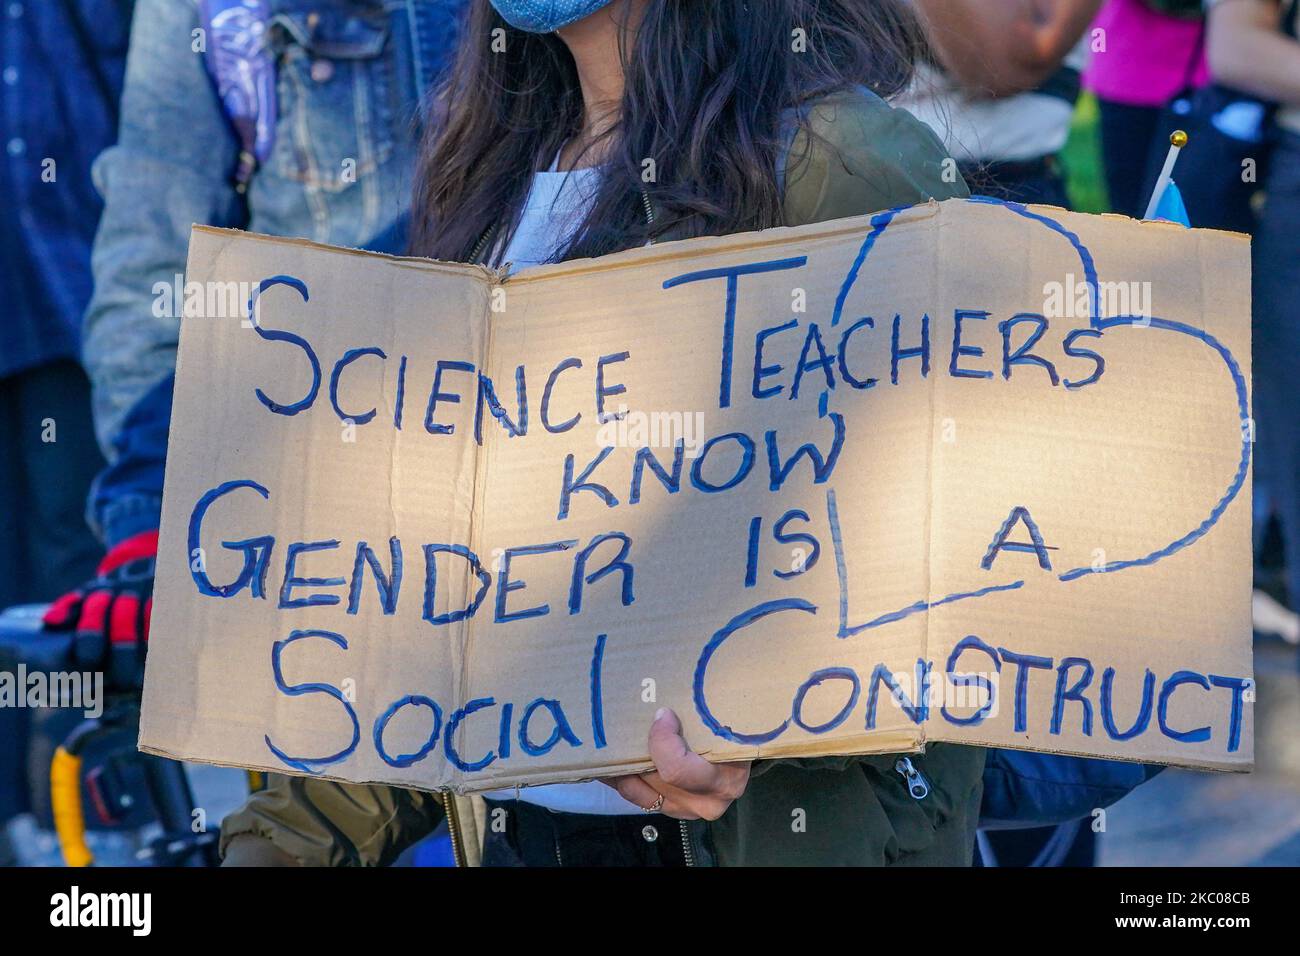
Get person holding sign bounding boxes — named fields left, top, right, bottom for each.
left=221, top=0, right=984, bottom=867
left=45, top=0, right=464, bottom=654
left=1207, top=0, right=1300, bottom=637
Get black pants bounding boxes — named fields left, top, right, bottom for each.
left=481, top=798, right=691, bottom=866
left=1096, top=99, right=1164, bottom=219
left=959, top=157, right=1071, bottom=209
left=0, top=359, right=104, bottom=608
left=977, top=821, right=1098, bottom=867
left=1252, top=131, right=1300, bottom=606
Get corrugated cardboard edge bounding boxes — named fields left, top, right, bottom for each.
left=139, top=726, right=928, bottom=796
left=188, top=223, right=502, bottom=283
left=492, top=199, right=1250, bottom=285
left=140, top=723, right=1247, bottom=796
left=190, top=200, right=1251, bottom=289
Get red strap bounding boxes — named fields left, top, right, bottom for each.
left=108, top=593, right=144, bottom=645
left=78, top=590, right=113, bottom=634
left=42, top=590, right=83, bottom=627
left=97, top=530, right=159, bottom=576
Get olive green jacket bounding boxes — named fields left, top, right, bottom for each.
left=219, top=86, right=983, bottom=868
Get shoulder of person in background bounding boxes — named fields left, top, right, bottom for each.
left=913, top=0, right=1102, bottom=99
left=782, top=85, right=970, bottom=228
left=1206, top=0, right=1300, bottom=109
left=82, top=0, right=444, bottom=541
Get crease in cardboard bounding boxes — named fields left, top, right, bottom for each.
left=455, top=279, right=495, bottom=785
left=919, top=208, right=943, bottom=754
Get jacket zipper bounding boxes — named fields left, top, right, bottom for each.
left=468, top=224, right=493, bottom=265
left=678, top=820, right=696, bottom=866
left=640, top=187, right=655, bottom=235
left=894, top=756, right=931, bottom=800
left=444, top=795, right=466, bottom=868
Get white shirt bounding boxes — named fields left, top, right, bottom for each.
left=897, top=42, right=1090, bottom=163
left=495, top=150, right=603, bottom=269
left=481, top=153, right=643, bottom=816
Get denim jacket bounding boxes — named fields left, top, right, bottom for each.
left=1, top=0, right=132, bottom=379
left=83, top=0, right=462, bottom=546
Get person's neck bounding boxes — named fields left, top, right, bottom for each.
left=555, top=2, right=644, bottom=170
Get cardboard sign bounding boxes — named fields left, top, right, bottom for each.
left=140, top=199, right=1255, bottom=795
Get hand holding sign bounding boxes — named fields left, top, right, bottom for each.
left=601, top=708, right=751, bottom=820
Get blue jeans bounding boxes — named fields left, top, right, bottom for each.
left=959, top=157, right=1071, bottom=210
left=0, top=361, right=103, bottom=607
left=1096, top=99, right=1162, bottom=219
left=82, top=0, right=463, bottom=546
left=1252, top=130, right=1300, bottom=603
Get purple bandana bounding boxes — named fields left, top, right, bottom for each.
left=199, top=0, right=277, bottom=187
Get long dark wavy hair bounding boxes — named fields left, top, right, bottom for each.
left=409, top=0, right=926, bottom=265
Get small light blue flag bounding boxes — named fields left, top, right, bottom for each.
left=1150, top=179, right=1191, bottom=227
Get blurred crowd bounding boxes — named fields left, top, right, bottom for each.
left=1, top=0, right=1297, bottom=868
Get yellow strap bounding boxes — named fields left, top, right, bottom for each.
left=51, top=747, right=93, bottom=868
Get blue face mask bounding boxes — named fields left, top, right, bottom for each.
left=489, top=0, right=616, bottom=33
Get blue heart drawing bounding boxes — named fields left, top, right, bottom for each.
left=826, top=197, right=1252, bottom=634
